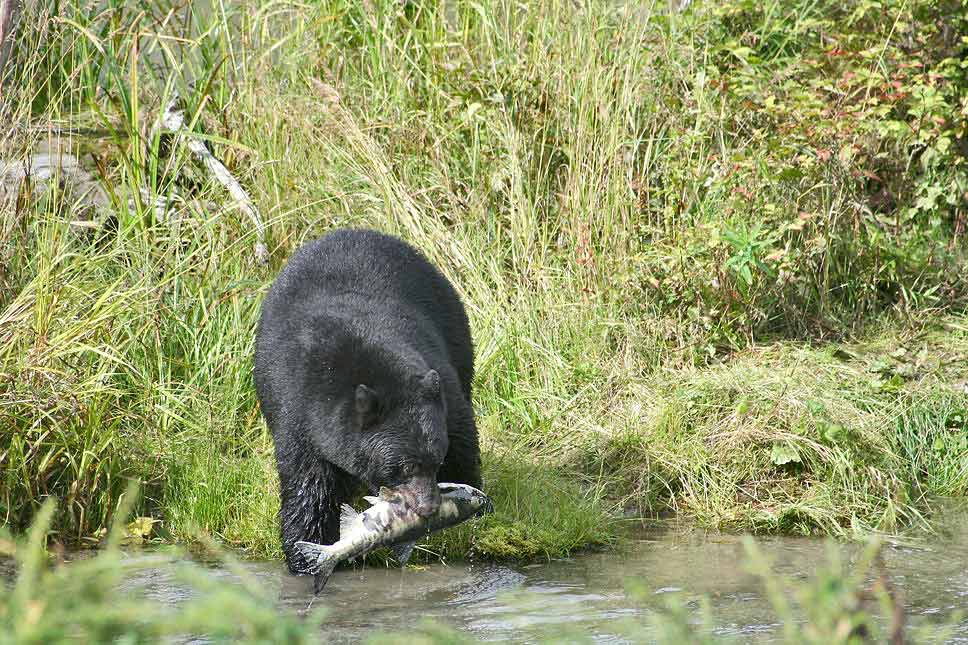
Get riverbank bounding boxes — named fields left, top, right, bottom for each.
left=2, top=0, right=967, bottom=562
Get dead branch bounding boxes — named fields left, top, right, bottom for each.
left=160, top=96, right=268, bottom=264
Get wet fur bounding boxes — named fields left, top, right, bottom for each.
left=254, top=229, right=482, bottom=574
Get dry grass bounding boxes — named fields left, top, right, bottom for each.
left=1, top=0, right=966, bottom=562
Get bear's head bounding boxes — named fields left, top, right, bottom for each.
left=346, top=368, right=448, bottom=517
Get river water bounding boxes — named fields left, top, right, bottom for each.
left=115, top=504, right=968, bottom=643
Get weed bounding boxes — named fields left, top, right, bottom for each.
left=1, top=0, right=966, bottom=562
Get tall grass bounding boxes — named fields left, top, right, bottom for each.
left=1, top=0, right=967, bottom=560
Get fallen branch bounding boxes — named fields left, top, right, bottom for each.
left=160, top=96, right=268, bottom=264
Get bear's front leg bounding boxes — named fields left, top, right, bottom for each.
left=438, top=399, right=483, bottom=490
left=278, top=454, right=354, bottom=575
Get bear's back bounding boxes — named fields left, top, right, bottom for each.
left=256, top=229, right=474, bottom=411
left=283, top=230, right=459, bottom=320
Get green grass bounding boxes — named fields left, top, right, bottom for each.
left=1, top=0, right=967, bottom=563
left=599, top=323, right=968, bottom=536
left=0, top=498, right=325, bottom=644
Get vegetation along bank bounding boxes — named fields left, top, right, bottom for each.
left=1, top=0, right=966, bottom=561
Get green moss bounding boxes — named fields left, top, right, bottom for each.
left=472, top=523, right=558, bottom=560
left=428, top=455, right=617, bottom=560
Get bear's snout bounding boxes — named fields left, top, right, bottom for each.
left=399, top=475, right=441, bottom=518
left=413, top=493, right=440, bottom=518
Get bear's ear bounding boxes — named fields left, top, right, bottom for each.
left=355, top=384, right=378, bottom=424
left=420, top=369, right=440, bottom=398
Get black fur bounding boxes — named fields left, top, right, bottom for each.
left=254, top=229, right=482, bottom=574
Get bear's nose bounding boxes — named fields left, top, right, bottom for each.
left=405, top=476, right=441, bottom=518
left=413, top=500, right=439, bottom=517
left=413, top=491, right=440, bottom=517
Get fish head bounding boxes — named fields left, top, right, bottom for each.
left=355, top=368, right=449, bottom=518
left=439, top=483, right=494, bottom=518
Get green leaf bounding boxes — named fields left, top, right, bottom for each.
left=739, top=264, right=753, bottom=285
left=121, top=517, right=159, bottom=545
left=822, top=423, right=848, bottom=445
left=881, top=374, right=905, bottom=391
left=771, top=443, right=801, bottom=466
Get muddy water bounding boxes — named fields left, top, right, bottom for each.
left=117, top=503, right=968, bottom=643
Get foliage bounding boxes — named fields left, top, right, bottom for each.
left=0, top=496, right=325, bottom=644
left=0, top=0, right=967, bottom=562
left=629, top=0, right=968, bottom=348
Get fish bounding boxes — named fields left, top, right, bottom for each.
left=294, top=482, right=494, bottom=593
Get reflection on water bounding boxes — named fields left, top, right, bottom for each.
left=118, top=503, right=968, bottom=642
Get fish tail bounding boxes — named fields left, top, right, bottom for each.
left=313, top=558, right=338, bottom=594
left=294, top=541, right=338, bottom=594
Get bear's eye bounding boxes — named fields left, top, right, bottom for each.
left=354, top=384, right=380, bottom=428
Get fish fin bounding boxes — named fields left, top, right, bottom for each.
left=312, top=555, right=339, bottom=595
left=391, top=541, right=417, bottom=566
left=339, top=503, right=359, bottom=538
left=293, top=541, right=328, bottom=574
left=295, top=540, right=338, bottom=594
left=362, top=495, right=380, bottom=506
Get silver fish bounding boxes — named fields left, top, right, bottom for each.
left=294, top=482, right=493, bottom=593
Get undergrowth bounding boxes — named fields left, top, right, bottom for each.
left=1, top=0, right=966, bottom=561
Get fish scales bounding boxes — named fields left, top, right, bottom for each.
left=294, top=482, right=493, bottom=593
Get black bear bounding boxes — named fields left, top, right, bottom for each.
left=254, top=229, right=482, bottom=574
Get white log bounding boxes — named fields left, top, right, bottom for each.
left=160, top=97, right=268, bottom=264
